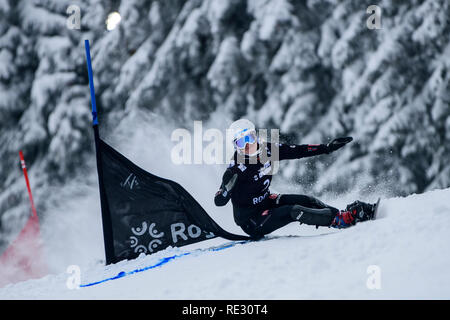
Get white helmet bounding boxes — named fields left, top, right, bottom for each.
left=228, top=119, right=256, bottom=140
left=228, top=119, right=259, bottom=153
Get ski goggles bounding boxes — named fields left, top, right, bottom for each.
left=234, top=131, right=257, bottom=149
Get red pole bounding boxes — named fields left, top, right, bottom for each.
left=19, top=151, right=38, bottom=219
left=0, top=152, right=46, bottom=287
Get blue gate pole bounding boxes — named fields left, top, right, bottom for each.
left=84, top=39, right=115, bottom=265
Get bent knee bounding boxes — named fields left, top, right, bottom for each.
left=240, top=221, right=265, bottom=240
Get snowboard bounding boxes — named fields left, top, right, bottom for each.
left=372, top=197, right=381, bottom=220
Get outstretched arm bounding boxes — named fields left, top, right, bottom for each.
left=274, top=137, right=353, bottom=160
left=214, top=169, right=238, bottom=206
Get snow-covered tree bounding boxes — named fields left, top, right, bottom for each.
left=1, top=0, right=450, bottom=248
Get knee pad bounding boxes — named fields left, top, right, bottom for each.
left=290, top=204, right=335, bottom=227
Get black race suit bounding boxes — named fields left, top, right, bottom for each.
left=214, top=142, right=339, bottom=239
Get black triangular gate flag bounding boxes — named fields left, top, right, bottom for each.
left=96, top=137, right=250, bottom=264
left=84, top=39, right=248, bottom=265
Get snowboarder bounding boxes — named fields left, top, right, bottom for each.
left=214, top=119, right=377, bottom=240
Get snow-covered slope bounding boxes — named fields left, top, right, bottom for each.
left=1, top=187, right=449, bottom=299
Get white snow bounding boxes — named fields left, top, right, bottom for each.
left=1, top=187, right=449, bottom=299
left=1, top=0, right=450, bottom=300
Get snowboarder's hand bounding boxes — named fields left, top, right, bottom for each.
left=326, top=137, right=353, bottom=154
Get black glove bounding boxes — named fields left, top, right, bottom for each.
left=326, top=137, right=353, bottom=154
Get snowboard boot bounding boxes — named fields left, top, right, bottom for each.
left=346, top=200, right=377, bottom=222
left=330, top=210, right=356, bottom=229
left=331, top=200, right=377, bottom=229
